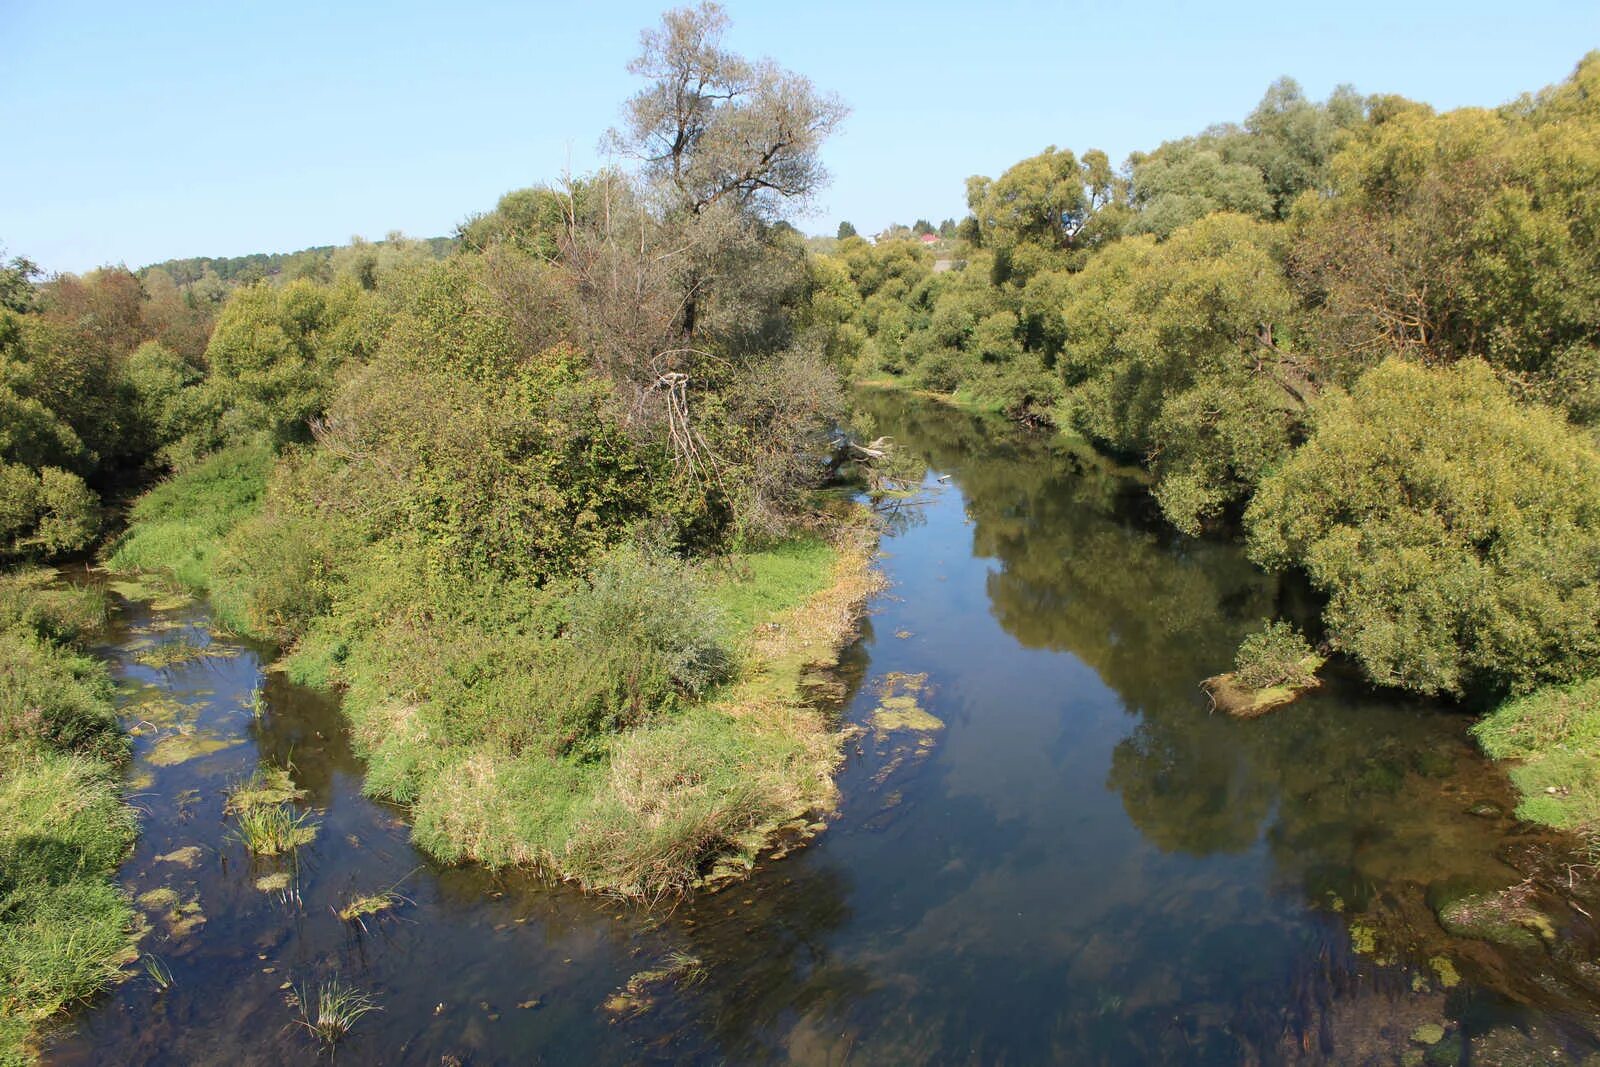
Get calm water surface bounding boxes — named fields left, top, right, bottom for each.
left=46, top=392, right=1600, bottom=1064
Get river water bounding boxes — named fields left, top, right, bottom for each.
left=45, top=390, right=1600, bottom=1064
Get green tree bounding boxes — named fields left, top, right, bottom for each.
left=611, top=1, right=847, bottom=221
left=1247, top=358, right=1600, bottom=697
left=836, top=220, right=857, bottom=239
left=199, top=279, right=369, bottom=447
left=1059, top=213, right=1304, bottom=533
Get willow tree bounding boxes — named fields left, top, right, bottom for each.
left=607, top=1, right=847, bottom=345
left=582, top=3, right=851, bottom=535
left=1247, top=358, right=1600, bottom=698
left=613, top=2, right=846, bottom=221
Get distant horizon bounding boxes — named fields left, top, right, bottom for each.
left=4, top=0, right=1597, bottom=276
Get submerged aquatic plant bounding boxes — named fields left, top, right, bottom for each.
left=335, top=889, right=410, bottom=930
left=133, top=636, right=209, bottom=670
left=228, top=802, right=318, bottom=856
left=141, top=954, right=174, bottom=991
left=294, top=979, right=381, bottom=1051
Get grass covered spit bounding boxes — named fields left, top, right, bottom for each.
left=109, top=445, right=884, bottom=899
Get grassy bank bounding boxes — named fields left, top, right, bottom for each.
left=1474, top=679, right=1600, bottom=831
left=0, top=572, right=138, bottom=1065
left=104, top=442, right=272, bottom=598
left=385, top=526, right=882, bottom=897
left=857, top=374, right=1015, bottom=419
left=110, top=452, right=882, bottom=898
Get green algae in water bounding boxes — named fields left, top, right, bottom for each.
left=106, top=578, right=193, bottom=612
left=225, top=766, right=305, bottom=814
left=147, top=731, right=241, bottom=767
left=136, top=887, right=179, bottom=912
left=1428, top=956, right=1461, bottom=988
left=873, top=695, right=944, bottom=733
left=154, top=846, right=204, bottom=868
left=870, top=672, right=943, bottom=733
left=1412, top=1023, right=1446, bottom=1046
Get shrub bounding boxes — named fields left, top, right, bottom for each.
left=1232, top=621, right=1317, bottom=690
left=0, top=462, right=98, bottom=561
left=0, top=570, right=107, bottom=643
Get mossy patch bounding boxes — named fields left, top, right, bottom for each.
left=224, top=766, right=304, bottom=814
left=1436, top=889, right=1552, bottom=949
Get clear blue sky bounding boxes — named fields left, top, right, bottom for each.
left=3, top=0, right=1597, bottom=274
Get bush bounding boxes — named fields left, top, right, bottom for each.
left=0, top=462, right=97, bottom=561
left=1247, top=359, right=1600, bottom=697
left=1232, top=621, right=1317, bottom=690
left=0, top=570, right=107, bottom=644
left=211, top=502, right=355, bottom=642
left=557, top=547, right=734, bottom=730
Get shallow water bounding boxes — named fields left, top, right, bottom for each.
left=45, top=392, right=1600, bottom=1064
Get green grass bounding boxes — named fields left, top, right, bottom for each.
left=293, top=979, right=381, bottom=1051
left=0, top=575, right=137, bottom=1062
left=0, top=748, right=138, bottom=1065
left=0, top=571, right=108, bottom=643
left=105, top=442, right=272, bottom=593
left=1473, top=677, right=1600, bottom=830
left=228, top=802, right=319, bottom=857
left=705, top=539, right=836, bottom=636
left=316, top=531, right=868, bottom=898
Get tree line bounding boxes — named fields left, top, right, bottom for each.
left=823, top=54, right=1600, bottom=707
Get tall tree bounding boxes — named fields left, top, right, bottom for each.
left=610, top=2, right=847, bottom=221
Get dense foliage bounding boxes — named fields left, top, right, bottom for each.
left=95, top=3, right=868, bottom=897
left=823, top=52, right=1600, bottom=709
left=1248, top=359, right=1600, bottom=698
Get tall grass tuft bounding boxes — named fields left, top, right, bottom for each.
left=228, top=802, right=318, bottom=856
left=294, top=979, right=381, bottom=1051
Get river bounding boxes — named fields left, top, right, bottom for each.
left=45, top=390, right=1600, bottom=1064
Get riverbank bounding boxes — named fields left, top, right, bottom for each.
left=104, top=447, right=883, bottom=897
left=0, top=571, right=138, bottom=1066
left=1475, top=679, right=1600, bottom=832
